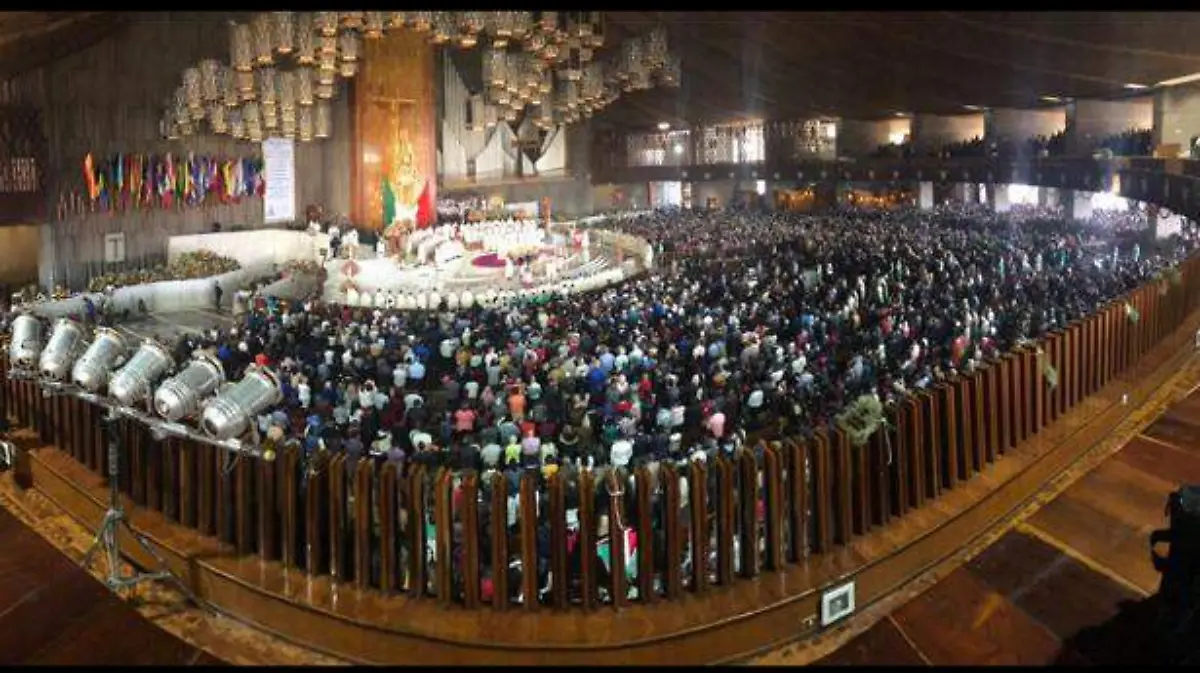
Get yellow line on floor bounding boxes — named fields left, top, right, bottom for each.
left=886, top=615, right=934, bottom=666
left=1016, top=522, right=1151, bottom=598
left=1136, top=432, right=1189, bottom=453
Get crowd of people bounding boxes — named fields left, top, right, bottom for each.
left=1093, top=128, right=1154, bottom=158
left=8, top=202, right=1198, bottom=602
left=929, top=137, right=986, bottom=159
left=166, top=206, right=1196, bottom=489
left=991, top=130, right=1069, bottom=159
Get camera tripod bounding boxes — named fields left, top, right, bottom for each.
left=80, top=408, right=205, bottom=610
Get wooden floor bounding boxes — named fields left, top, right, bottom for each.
left=814, top=382, right=1200, bottom=666
left=0, top=506, right=221, bottom=665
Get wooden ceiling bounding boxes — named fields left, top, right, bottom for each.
left=0, top=12, right=126, bottom=81
left=599, top=11, right=1200, bottom=129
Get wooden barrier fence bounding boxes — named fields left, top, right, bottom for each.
left=2, top=254, right=1199, bottom=612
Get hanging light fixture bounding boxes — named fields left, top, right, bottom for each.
left=484, top=48, right=507, bottom=89
left=363, top=11, right=385, bottom=38
left=314, top=11, right=339, bottom=37
left=261, top=101, right=278, bottom=131
left=468, top=95, right=486, bottom=132
left=161, top=115, right=179, bottom=141
left=340, top=61, right=359, bottom=79
left=182, top=67, right=203, bottom=112
left=277, top=70, right=296, bottom=114
left=587, top=12, right=604, bottom=48
left=317, top=49, right=337, bottom=85
left=220, top=66, right=239, bottom=108
left=563, top=41, right=582, bottom=81
left=339, top=31, right=360, bottom=62
left=230, top=22, right=253, bottom=72
left=660, top=53, right=681, bottom=88
left=252, top=13, right=275, bottom=66
left=537, top=11, right=559, bottom=36
left=340, top=11, right=364, bottom=31
left=272, top=12, right=294, bottom=55
left=458, top=11, right=484, bottom=48
left=430, top=12, right=453, bottom=44
left=512, top=11, right=533, bottom=40
left=492, top=11, right=513, bottom=48
left=280, top=113, right=296, bottom=138
left=316, top=81, right=335, bottom=100
left=199, top=60, right=221, bottom=102
left=314, top=100, right=332, bottom=138
left=258, top=68, right=278, bottom=106
left=228, top=108, right=245, bottom=139
left=208, top=103, right=228, bottom=134
left=295, top=67, right=314, bottom=106
left=243, top=101, right=261, bottom=130
left=294, top=13, right=316, bottom=64
left=386, top=12, right=407, bottom=30
left=299, top=106, right=314, bottom=142
left=409, top=11, right=433, bottom=33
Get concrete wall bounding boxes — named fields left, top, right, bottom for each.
left=10, top=12, right=351, bottom=289
left=592, top=183, right=650, bottom=211
left=912, top=113, right=984, bottom=150
left=690, top=179, right=742, bottom=208
left=1071, top=98, right=1153, bottom=152
left=0, top=224, right=40, bottom=288
left=988, top=106, right=1067, bottom=142
left=1158, top=83, right=1200, bottom=150
left=837, top=118, right=911, bottom=157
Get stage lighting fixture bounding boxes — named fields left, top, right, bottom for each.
left=109, top=339, right=175, bottom=407
left=200, top=365, right=283, bottom=441
left=71, top=328, right=127, bottom=393
left=8, top=313, right=43, bottom=369
left=153, top=352, right=225, bottom=422
left=38, top=319, right=86, bottom=382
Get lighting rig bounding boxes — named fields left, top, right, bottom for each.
left=6, top=312, right=282, bottom=603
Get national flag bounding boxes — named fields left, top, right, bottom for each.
left=382, top=175, right=396, bottom=228
left=82, top=153, right=98, bottom=200
left=416, top=178, right=434, bottom=229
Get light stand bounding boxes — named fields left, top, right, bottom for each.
left=80, top=407, right=206, bottom=609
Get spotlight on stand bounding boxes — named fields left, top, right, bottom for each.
left=200, top=365, right=282, bottom=441
left=71, top=327, right=127, bottom=393
left=109, top=339, right=175, bottom=408
left=38, top=319, right=86, bottom=382
left=154, top=352, right=224, bottom=422
left=8, top=313, right=43, bottom=370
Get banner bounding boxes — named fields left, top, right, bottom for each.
left=262, top=138, right=296, bottom=224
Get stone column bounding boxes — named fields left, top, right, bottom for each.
left=918, top=181, right=934, bottom=210
left=1072, top=190, right=1093, bottom=222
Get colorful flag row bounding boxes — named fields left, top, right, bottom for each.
left=68, top=152, right=266, bottom=218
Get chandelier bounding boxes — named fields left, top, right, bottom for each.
left=161, top=11, right=680, bottom=142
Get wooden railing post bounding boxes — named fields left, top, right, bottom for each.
left=462, top=472, right=483, bottom=609
left=519, top=472, right=539, bottom=610
left=687, top=461, right=708, bottom=592
left=661, top=464, right=683, bottom=599
left=738, top=450, right=760, bottom=578
left=762, top=446, right=784, bottom=572
left=811, top=432, right=833, bottom=553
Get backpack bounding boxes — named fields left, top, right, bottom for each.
left=1151, top=485, right=1200, bottom=663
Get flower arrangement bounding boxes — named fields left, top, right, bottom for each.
left=86, top=250, right=240, bottom=292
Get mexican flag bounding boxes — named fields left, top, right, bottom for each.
left=382, top=174, right=396, bottom=228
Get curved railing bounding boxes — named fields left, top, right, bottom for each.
left=5, top=156, right=1200, bottom=665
